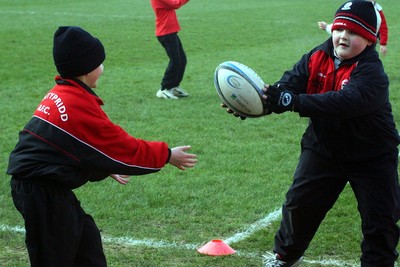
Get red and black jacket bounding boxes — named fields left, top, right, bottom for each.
left=277, top=38, right=399, bottom=160
left=7, top=77, right=171, bottom=189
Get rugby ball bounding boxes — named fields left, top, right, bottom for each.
left=214, top=61, right=268, bottom=118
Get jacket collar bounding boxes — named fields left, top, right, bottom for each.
left=54, top=76, right=104, bottom=105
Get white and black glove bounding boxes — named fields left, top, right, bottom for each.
left=265, top=85, right=298, bottom=114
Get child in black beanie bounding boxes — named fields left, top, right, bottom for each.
left=7, top=26, right=197, bottom=266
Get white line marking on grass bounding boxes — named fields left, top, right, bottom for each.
left=304, top=258, right=358, bottom=267
left=2, top=224, right=353, bottom=265
left=0, top=212, right=359, bottom=267
left=0, top=224, right=25, bottom=233
left=102, top=236, right=199, bottom=250
left=0, top=10, right=149, bottom=19
left=224, top=208, right=281, bottom=245
left=103, top=236, right=264, bottom=258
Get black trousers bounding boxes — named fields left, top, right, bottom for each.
left=273, top=148, right=400, bottom=267
left=157, top=32, right=187, bottom=90
left=11, top=179, right=107, bottom=267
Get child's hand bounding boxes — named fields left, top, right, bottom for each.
left=110, top=174, right=131, bottom=185
left=318, top=21, right=327, bottom=30
left=380, top=45, right=387, bottom=56
left=220, top=103, right=246, bottom=120
left=169, top=146, right=197, bottom=170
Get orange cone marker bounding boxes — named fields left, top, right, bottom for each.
left=197, top=239, right=236, bottom=256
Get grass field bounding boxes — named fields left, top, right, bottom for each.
left=1, top=0, right=400, bottom=266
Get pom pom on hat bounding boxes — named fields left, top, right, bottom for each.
left=331, top=1, right=377, bottom=43
left=53, top=26, right=105, bottom=78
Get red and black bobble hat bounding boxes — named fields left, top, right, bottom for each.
left=331, top=0, right=377, bottom=43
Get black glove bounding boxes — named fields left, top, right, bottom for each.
left=265, top=85, right=297, bottom=114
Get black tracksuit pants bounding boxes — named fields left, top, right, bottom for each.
left=11, top=178, right=107, bottom=267
left=273, top=148, right=400, bottom=267
left=157, top=32, right=187, bottom=90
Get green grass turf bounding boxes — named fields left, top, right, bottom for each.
left=1, top=0, right=400, bottom=266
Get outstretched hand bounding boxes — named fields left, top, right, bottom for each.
left=317, top=21, right=328, bottom=30
left=110, top=174, right=131, bottom=185
left=169, top=146, right=197, bottom=170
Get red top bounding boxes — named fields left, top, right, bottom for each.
left=150, top=0, right=189, bottom=36
left=8, top=77, right=171, bottom=188
left=377, top=10, right=388, bottom=45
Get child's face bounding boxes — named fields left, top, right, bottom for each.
left=332, top=29, right=373, bottom=60
left=86, top=64, right=104, bottom=88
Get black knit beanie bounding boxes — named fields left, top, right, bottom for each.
left=331, top=1, right=377, bottom=43
left=53, top=26, right=105, bottom=78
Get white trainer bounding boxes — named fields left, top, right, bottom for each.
left=172, top=87, right=189, bottom=97
left=263, top=252, right=303, bottom=267
left=156, top=89, right=178, bottom=99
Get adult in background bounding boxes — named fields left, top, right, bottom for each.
left=151, top=0, right=190, bottom=100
